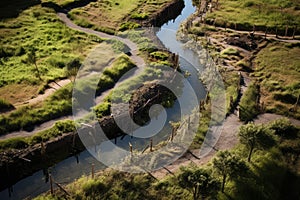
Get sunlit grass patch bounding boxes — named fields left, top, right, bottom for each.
left=206, top=0, right=300, bottom=35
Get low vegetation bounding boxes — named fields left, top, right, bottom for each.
left=205, top=0, right=300, bottom=36
left=0, top=53, right=135, bottom=135
left=34, top=119, right=300, bottom=200
left=0, top=120, right=75, bottom=151
left=68, top=0, right=174, bottom=32
left=239, top=82, right=260, bottom=122
left=0, top=5, right=98, bottom=104
left=253, top=42, right=300, bottom=119
left=0, top=98, right=14, bottom=112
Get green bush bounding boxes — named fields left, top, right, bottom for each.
left=131, top=12, right=149, bottom=20
left=150, top=51, right=169, bottom=61
left=0, top=98, right=14, bottom=111
left=0, top=137, right=28, bottom=150
left=220, top=47, right=240, bottom=57
left=239, top=83, right=260, bottom=122
left=103, top=54, right=136, bottom=82
left=268, top=118, right=298, bottom=139
left=93, top=102, right=111, bottom=118
left=105, top=39, right=130, bottom=53
left=0, top=119, right=75, bottom=151
left=244, top=1, right=254, bottom=7
left=119, top=22, right=141, bottom=31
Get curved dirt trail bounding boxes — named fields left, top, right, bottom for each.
left=57, top=12, right=145, bottom=68
left=13, top=79, right=71, bottom=108
left=152, top=112, right=300, bottom=179
left=0, top=13, right=147, bottom=141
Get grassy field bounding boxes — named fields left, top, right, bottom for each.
left=68, top=0, right=173, bottom=32
left=42, top=0, right=81, bottom=7
left=206, top=0, right=300, bottom=34
left=0, top=5, right=99, bottom=103
left=253, top=42, right=300, bottom=119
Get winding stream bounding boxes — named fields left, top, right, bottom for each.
left=0, top=0, right=206, bottom=199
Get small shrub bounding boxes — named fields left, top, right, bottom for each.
left=150, top=51, right=169, bottom=61
left=0, top=98, right=14, bottom=112
left=268, top=118, right=298, bottom=139
left=93, top=102, right=111, bottom=118
left=119, top=22, right=141, bottom=31
left=273, top=92, right=297, bottom=104
left=0, top=137, right=28, bottom=150
left=239, top=83, right=260, bottom=122
left=220, top=47, right=240, bottom=57
left=244, top=1, right=254, bottom=7
left=131, top=12, right=149, bottom=20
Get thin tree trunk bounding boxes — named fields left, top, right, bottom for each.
left=34, top=63, right=42, bottom=81
left=292, top=26, right=296, bottom=39
left=248, top=146, right=254, bottom=162
left=221, top=174, right=226, bottom=193
left=193, top=186, right=198, bottom=200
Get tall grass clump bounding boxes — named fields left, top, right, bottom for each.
left=239, top=82, right=260, bottom=122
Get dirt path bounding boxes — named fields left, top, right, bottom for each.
left=57, top=12, right=145, bottom=68
left=0, top=13, right=147, bottom=141
left=13, top=79, right=71, bottom=108
left=152, top=112, right=300, bottom=179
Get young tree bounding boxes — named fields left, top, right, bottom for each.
left=239, top=123, right=275, bottom=162
left=65, top=58, right=81, bottom=83
left=27, top=48, right=42, bottom=80
left=212, top=151, right=248, bottom=193
left=178, top=166, right=220, bottom=200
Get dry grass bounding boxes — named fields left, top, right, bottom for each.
left=0, top=83, right=40, bottom=105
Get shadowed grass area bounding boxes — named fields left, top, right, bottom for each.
left=239, top=82, right=260, bottom=122
left=253, top=42, right=300, bottom=119
left=0, top=0, right=41, bottom=19
left=0, top=119, right=75, bottom=151
left=33, top=120, right=300, bottom=200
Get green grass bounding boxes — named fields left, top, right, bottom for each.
left=253, top=42, right=300, bottom=119
left=68, top=0, right=175, bottom=32
left=239, top=82, right=260, bottom=122
left=41, top=0, right=81, bottom=7
left=223, top=70, right=240, bottom=114
left=220, top=47, right=240, bottom=58
left=0, top=83, right=73, bottom=135
left=102, top=54, right=136, bottom=82
left=0, top=53, right=136, bottom=135
left=0, top=119, right=75, bottom=151
left=0, top=5, right=98, bottom=101
left=0, top=98, right=14, bottom=112
left=206, top=0, right=300, bottom=35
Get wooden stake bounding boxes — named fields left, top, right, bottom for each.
left=294, top=94, right=299, bottom=111
left=150, top=139, right=153, bottom=152
left=129, top=143, right=133, bottom=155
left=171, top=128, right=174, bottom=142
left=187, top=115, right=190, bottom=130
left=91, top=164, right=95, bottom=179
left=49, top=174, right=53, bottom=195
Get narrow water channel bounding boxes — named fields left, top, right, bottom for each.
left=0, top=0, right=205, bottom=199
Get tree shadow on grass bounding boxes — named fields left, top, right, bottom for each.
left=0, top=0, right=41, bottom=19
